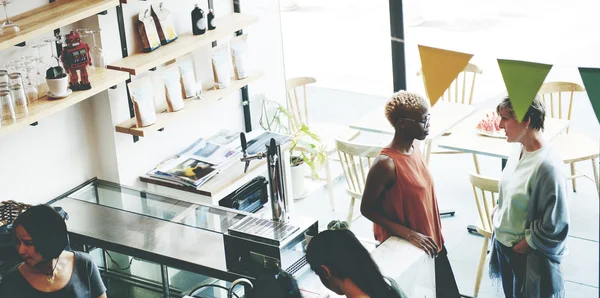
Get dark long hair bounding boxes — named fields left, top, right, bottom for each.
left=13, top=205, right=68, bottom=261
left=306, top=229, right=402, bottom=298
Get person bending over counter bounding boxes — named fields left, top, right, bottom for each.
left=360, top=91, right=460, bottom=298
left=0, top=205, right=107, bottom=298
left=490, top=96, right=569, bottom=298
left=306, top=229, right=407, bottom=298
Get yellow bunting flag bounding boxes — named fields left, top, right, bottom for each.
left=578, top=67, right=600, bottom=124
left=497, top=59, right=552, bottom=122
left=418, top=45, right=473, bottom=106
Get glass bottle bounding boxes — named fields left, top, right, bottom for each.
left=207, top=9, right=216, bottom=30
left=192, top=4, right=206, bottom=35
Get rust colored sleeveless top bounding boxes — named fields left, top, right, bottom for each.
left=373, top=147, right=444, bottom=252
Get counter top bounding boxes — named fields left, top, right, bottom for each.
left=51, top=198, right=245, bottom=282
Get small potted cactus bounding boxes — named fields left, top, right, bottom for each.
left=45, top=66, right=69, bottom=98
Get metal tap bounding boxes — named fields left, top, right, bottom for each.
left=239, top=133, right=290, bottom=222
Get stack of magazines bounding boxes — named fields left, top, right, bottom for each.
left=147, top=130, right=291, bottom=188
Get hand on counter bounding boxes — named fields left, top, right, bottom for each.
left=405, top=230, right=438, bottom=257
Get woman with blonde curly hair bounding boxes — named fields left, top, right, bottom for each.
left=360, top=91, right=460, bottom=298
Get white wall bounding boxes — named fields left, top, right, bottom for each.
left=0, top=0, right=100, bottom=205
left=0, top=0, right=288, bottom=203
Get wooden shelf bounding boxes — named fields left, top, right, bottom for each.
left=119, top=0, right=161, bottom=4
left=115, top=72, right=264, bottom=137
left=0, top=67, right=129, bottom=138
left=0, top=0, right=120, bottom=51
left=140, top=141, right=292, bottom=199
left=107, top=13, right=258, bottom=76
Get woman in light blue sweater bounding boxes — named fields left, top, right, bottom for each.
left=490, top=96, right=569, bottom=298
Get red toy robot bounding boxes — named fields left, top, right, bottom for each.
left=61, top=31, right=92, bottom=91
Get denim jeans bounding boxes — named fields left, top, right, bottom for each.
left=494, top=240, right=527, bottom=298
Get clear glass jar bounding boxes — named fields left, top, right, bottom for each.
left=0, top=89, right=16, bottom=124
left=8, top=72, right=22, bottom=87
left=0, top=70, right=8, bottom=84
left=10, top=84, right=28, bottom=119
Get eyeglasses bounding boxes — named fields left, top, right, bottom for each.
left=401, top=114, right=430, bottom=127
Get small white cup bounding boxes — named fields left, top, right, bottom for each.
left=46, top=76, right=69, bottom=97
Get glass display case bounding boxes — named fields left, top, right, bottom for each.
left=50, top=179, right=317, bottom=298
left=51, top=179, right=257, bottom=298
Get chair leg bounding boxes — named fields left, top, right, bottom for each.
left=347, top=197, right=356, bottom=225
left=570, top=162, right=577, bottom=192
left=325, top=158, right=335, bottom=211
left=473, top=154, right=481, bottom=175
left=592, top=158, right=599, bottom=194
left=474, top=236, right=489, bottom=297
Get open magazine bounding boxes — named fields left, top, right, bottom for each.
left=146, top=130, right=291, bottom=188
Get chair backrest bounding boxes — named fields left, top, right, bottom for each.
left=335, top=139, right=383, bottom=198
left=468, top=172, right=498, bottom=235
left=285, top=77, right=316, bottom=133
left=538, top=81, right=585, bottom=121
left=417, top=63, right=482, bottom=105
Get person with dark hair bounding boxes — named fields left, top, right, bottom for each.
left=491, top=96, right=569, bottom=298
left=0, top=204, right=107, bottom=298
left=250, top=268, right=302, bottom=298
left=306, top=229, right=407, bottom=298
left=359, top=91, right=460, bottom=297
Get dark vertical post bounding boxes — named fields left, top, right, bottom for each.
left=116, top=4, right=139, bottom=142
left=389, top=0, right=407, bottom=92
left=233, top=0, right=252, bottom=132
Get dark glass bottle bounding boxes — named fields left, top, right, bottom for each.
left=191, top=4, right=206, bottom=35
left=207, top=9, right=216, bottom=30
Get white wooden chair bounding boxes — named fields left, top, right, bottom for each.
left=418, top=63, right=484, bottom=173
left=468, top=172, right=498, bottom=297
left=335, top=138, right=383, bottom=226
left=286, top=77, right=360, bottom=210
left=539, top=82, right=599, bottom=193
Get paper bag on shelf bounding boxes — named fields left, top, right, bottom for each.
left=212, top=44, right=232, bottom=89
left=137, top=8, right=162, bottom=52
left=129, top=77, right=157, bottom=127
left=230, top=34, right=250, bottom=80
left=162, top=64, right=185, bottom=112
left=151, top=3, right=178, bottom=45
left=178, top=59, right=202, bottom=99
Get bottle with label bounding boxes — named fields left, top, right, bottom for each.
left=191, top=4, right=206, bottom=35
left=207, top=9, right=216, bottom=30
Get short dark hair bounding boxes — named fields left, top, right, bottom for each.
left=251, top=268, right=301, bottom=298
left=13, top=205, right=68, bottom=260
left=496, top=96, right=546, bottom=131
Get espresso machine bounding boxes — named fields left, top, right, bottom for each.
left=223, top=133, right=318, bottom=278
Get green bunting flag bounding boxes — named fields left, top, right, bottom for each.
left=497, top=59, right=552, bottom=122
left=578, top=67, right=600, bottom=124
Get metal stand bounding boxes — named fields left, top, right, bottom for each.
left=389, top=0, right=406, bottom=92
left=115, top=4, right=138, bottom=143
left=239, top=133, right=290, bottom=222
left=233, top=0, right=252, bottom=132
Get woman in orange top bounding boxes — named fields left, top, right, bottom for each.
left=360, top=91, right=460, bottom=298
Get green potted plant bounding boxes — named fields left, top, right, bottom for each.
left=45, top=66, right=69, bottom=98
left=259, top=98, right=327, bottom=199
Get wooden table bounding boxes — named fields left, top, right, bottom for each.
left=436, top=111, right=571, bottom=160
left=351, top=101, right=477, bottom=139
left=350, top=101, right=477, bottom=163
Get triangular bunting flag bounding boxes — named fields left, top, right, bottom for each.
left=497, top=59, right=552, bottom=122
left=578, top=67, right=600, bottom=124
left=418, top=45, right=473, bottom=106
